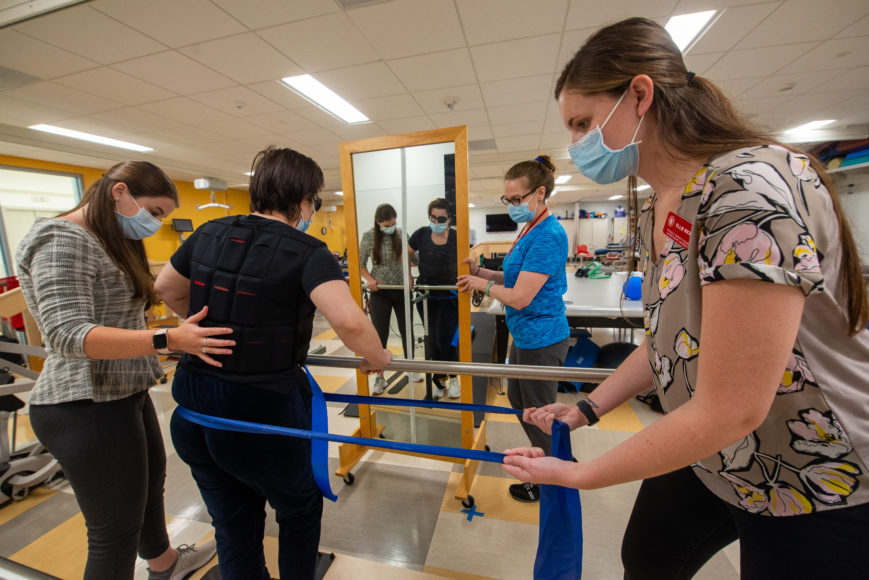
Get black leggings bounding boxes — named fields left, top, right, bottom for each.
left=368, top=289, right=411, bottom=358
left=29, top=392, right=170, bottom=580
left=622, top=466, right=869, bottom=579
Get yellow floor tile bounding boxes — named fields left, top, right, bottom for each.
left=0, top=486, right=56, bottom=526
left=598, top=400, right=644, bottom=433
left=421, top=566, right=498, bottom=579
left=315, top=328, right=338, bottom=340
left=441, top=472, right=538, bottom=526
left=311, top=374, right=354, bottom=394
left=12, top=512, right=88, bottom=579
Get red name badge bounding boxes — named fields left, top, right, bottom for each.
left=663, top=211, right=692, bottom=247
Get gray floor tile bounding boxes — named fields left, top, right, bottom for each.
left=0, top=491, right=81, bottom=556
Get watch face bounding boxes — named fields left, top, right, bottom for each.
left=153, top=331, right=168, bottom=350
left=321, top=226, right=328, bottom=235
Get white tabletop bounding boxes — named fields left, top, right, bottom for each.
left=486, top=270, right=643, bottom=320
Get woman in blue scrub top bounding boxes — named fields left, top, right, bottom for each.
left=457, top=154, right=569, bottom=503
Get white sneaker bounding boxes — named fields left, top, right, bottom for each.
left=448, top=376, right=461, bottom=398
left=148, top=540, right=217, bottom=580
left=432, top=385, right=446, bottom=399
left=410, top=372, right=423, bottom=382
left=372, top=376, right=386, bottom=395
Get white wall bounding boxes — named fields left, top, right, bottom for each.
left=839, top=188, right=869, bottom=264
left=469, top=202, right=576, bottom=244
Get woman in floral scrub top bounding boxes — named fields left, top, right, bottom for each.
left=502, top=17, right=869, bottom=579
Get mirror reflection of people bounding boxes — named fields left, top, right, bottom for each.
left=457, top=156, right=570, bottom=501
left=408, top=198, right=460, bottom=399
left=156, top=147, right=392, bottom=580
left=502, top=17, right=869, bottom=579
left=16, top=161, right=226, bottom=579
left=359, top=203, right=420, bottom=394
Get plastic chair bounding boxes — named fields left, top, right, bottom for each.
left=576, top=244, right=593, bottom=263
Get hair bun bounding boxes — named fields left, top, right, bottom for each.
left=533, top=154, right=557, bottom=173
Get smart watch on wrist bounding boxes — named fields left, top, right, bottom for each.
left=576, top=398, right=600, bottom=426
left=152, top=328, right=171, bottom=355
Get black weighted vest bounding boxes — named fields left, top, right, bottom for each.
left=179, top=215, right=323, bottom=388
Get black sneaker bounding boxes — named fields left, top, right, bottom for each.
left=509, top=482, right=540, bottom=502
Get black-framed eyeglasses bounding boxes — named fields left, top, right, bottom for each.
left=429, top=215, right=449, bottom=224
left=312, top=196, right=322, bottom=212
left=500, top=188, right=537, bottom=206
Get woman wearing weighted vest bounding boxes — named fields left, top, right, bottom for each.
left=155, top=146, right=391, bottom=580
left=16, top=161, right=228, bottom=579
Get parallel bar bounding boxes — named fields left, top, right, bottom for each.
left=306, top=355, right=614, bottom=383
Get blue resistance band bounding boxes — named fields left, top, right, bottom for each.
left=175, top=366, right=520, bottom=502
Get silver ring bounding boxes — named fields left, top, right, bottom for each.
left=201, top=346, right=207, bottom=354
left=203, top=337, right=209, bottom=347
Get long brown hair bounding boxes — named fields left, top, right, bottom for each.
left=505, top=155, right=557, bottom=199
left=372, top=203, right=400, bottom=265
left=62, top=161, right=178, bottom=307
left=556, top=17, right=867, bottom=334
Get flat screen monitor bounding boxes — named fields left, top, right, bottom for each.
left=485, top=213, right=517, bottom=232
left=172, top=218, right=194, bottom=232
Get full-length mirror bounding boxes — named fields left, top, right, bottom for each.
left=341, top=127, right=471, bottom=450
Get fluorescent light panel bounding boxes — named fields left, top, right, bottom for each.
left=555, top=175, right=572, bottom=185
left=786, top=119, right=836, bottom=133
left=665, top=10, right=717, bottom=53
left=280, top=75, right=369, bottom=124
left=609, top=195, right=623, bottom=200
left=335, top=190, right=343, bottom=196
left=468, top=202, right=475, bottom=207
left=29, top=124, right=153, bottom=152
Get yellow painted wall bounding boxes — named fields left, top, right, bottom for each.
left=0, top=154, right=348, bottom=260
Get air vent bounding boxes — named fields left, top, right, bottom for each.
left=0, top=66, right=41, bottom=91
left=335, top=0, right=392, bottom=9
left=469, top=138, right=497, bottom=152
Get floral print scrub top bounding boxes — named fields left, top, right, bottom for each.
left=639, top=145, right=869, bottom=516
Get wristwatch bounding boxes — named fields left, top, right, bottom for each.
left=152, top=328, right=171, bottom=355
left=576, top=398, right=600, bottom=426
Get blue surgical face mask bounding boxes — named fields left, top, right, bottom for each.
left=296, top=209, right=313, bottom=232
left=429, top=222, right=448, bottom=234
left=116, top=195, right=163, bottom=239
left=568, top=90, right=644, bottom=185
left=380, top=225, right=396, bottom=235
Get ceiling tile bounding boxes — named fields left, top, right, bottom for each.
left=51, top=116, right=136, bottom=138
left=471, top=35, right=562, bottom=83
left=355, top=94, right=425, bottom=121
left=92, top=0, right=246, bottom=48
left=54, top=67, right=176, bottom=106
left=139, top=97, right=237, bottom=126
left=557, top=27, right=598, bottom=73
left=0, top=96, right=76, bottom=125
left=540, top=132, right=571, bottom=150
left=734, top=95, right=792, bottom=117
left=704, top=42, right=818, bottom=80
left=740, top=0, right=869, bottom=49
left=87, top=108, right=184, bottom=132
left=492, top=121, right=545, bottom=139
left=389, top=49, right=477, bottom=92
left=292, top=106, right=346, bottom=129
left=689, top=3, right=780, bottom=54
left=777, top=36, right=869, bottom=74
left=684, top=52, right=723, bottom=76
left=412, top=84, right=485, bottom=115
left=428, top=108, right=492, bottom=135
left=741, top=70, right=842, bottom=100
left=212, top=0, right=339, bottom=31
left=348, top=0, right=466, bottom=59
left=245, top=110, right=320, bottom=133
left=775, top=89, right=863, bottom=112
left=565, top=0, right=678, bottom=31
left=13, top=5, right=165, bottom=64
left=835, top=12, right=869, bottom=38
left=189, top=86, right=284, bottom=118
left=117, top=52, right=236, bottom=95
left=192, top=116, right=273, bottom=140
left=715, top=77, right=765, bottom=99
left=481, top=75, right=554, bottom=108
left=330, top=123, right=388, bottom=141
left=807, top=67, right=869, bottom=92
left=139, top=125, right=225, bottom=145
left=0, top=30, right=97, bottom=80
left=457, top=0, right=569, bottom=46
left=179, top=33, right=303, bottom=84
left=316, top=62, right=406, bottom=101
left=377, top=116, right=437, bottom=135
left=282, top=127, right=343, bottom=147
left=257, top=12, right=380, bottom=73
left=4, top=81, right=121, bottom=116
left=248, top=80, right=312, bottom=110
left=495, top=135, right=541, bottom=153
left=487, top=102, right=548, bottom=125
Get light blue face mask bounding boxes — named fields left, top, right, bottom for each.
left=429, top=222, right=448, bottom=234
left=296, top=209, right=313, bottom=233
left=380, top=225, right=396, bottom=235
left=568, top=90, right=644, bottom=185
left=116, top=196, right=163, bottom=240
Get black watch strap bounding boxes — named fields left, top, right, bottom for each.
left=576, top=399, right=600, bottom=426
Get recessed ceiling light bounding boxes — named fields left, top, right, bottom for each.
left=555, top=175, right=572, bottom=185
left=29, top=124, right=153, bottom=152
left=469, top=202, right=475, bottom=208
left=279, top=75, right=369, bottom=124
left=665, top=10, right=718, bottom=53
left=609, top=195, right=623, bottom=200
left=636, top=185, right=651, bottom=192
left=335, top=190, right=343, bottom=196
left=243, top=171, right=254, bottom=176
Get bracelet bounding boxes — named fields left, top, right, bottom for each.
left=474, top=264, right=482, bottom=276
left=576, top=399, right=600, bottom=426
left=484, top=280, right=495, bottom=296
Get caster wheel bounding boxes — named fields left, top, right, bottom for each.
left=485, top=445, right=490, bottom=452
left=343, top=473, right=356, bottom=486
left=461, top=495, right=475, bottom=509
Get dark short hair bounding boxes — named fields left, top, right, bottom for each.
left=428, top=197, right=450, bottom=216
left=248, top=146, right=323, bottom=221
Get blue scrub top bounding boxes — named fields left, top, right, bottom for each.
left=502, top=215, right=569, bottom=350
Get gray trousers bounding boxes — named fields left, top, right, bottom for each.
left=507, top=337, right=570, bottom=455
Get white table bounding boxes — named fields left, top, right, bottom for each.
left=486, top=271, right=643, bottom=362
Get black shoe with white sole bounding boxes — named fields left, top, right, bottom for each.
left=509, top=481, right=540, bottom=502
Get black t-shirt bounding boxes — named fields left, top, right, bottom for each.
left=170, top=215, right=343, bottom=303
left=408, top=226, right=457, bottom=286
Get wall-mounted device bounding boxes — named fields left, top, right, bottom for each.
left=194, top=177, right=231, bottom=210
left=171, top=218, right=194, bottom=243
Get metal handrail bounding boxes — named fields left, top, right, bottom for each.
left=306, top=355, right=615, bottom=384
left=365, top=284, right=458, bottom=291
